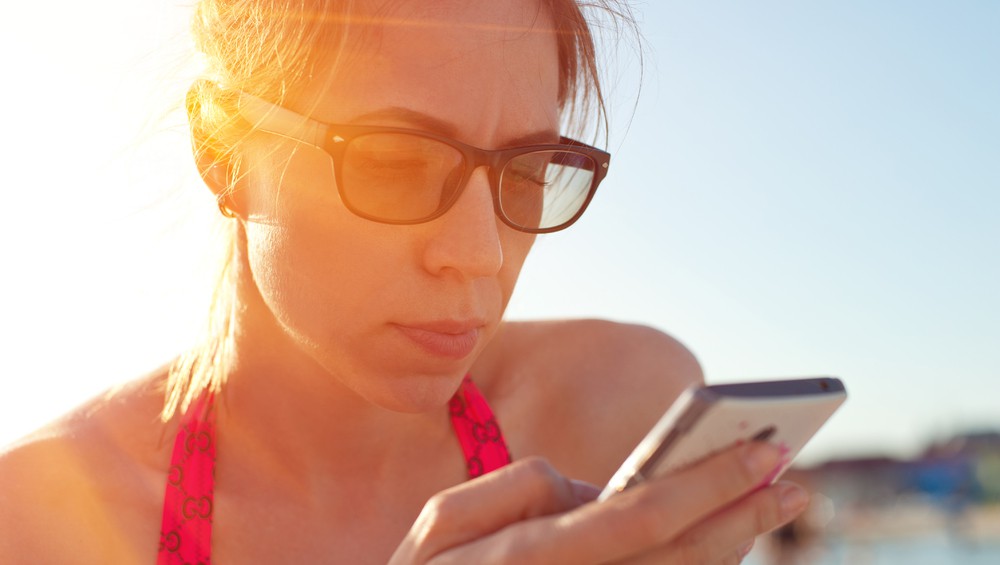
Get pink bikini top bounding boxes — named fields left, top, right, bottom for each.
left=157, top=376, right=511, bottom=564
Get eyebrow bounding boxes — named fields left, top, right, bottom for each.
left=347, top=106, right=561, bottom=147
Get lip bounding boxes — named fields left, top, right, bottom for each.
left=394, top=321, right=484, bottom=360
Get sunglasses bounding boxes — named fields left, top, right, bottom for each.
left=236, top=92, right=610, bottom=233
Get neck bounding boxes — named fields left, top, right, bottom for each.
left=211, top=252, right=463, bottom=498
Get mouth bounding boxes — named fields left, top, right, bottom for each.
left=393, top=321, right=484, bottom=360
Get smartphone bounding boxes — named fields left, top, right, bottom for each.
left=598, top=377, right=847, bottom=501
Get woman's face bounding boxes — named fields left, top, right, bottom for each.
left=238, top=0, right=561, bottom=411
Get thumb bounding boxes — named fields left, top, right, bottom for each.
left=570, top=479, right=602, bottom=504
left=396, top=458, right=583, bottom=561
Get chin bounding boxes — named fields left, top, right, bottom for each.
left=361, top=371, right=467, bottom=414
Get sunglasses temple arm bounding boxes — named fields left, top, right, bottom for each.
left=237, top=91, right=328, bottom=147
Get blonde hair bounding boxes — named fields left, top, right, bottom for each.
left=164, top=0, right=637, bottom=420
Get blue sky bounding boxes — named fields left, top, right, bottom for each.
left=2, top=2, right=998, bottom=466
left=513, top=1, right=1000, bottom=462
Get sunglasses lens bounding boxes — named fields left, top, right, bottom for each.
left=499, top=150, right=597, bottom=231
left=340, top=133, right=465, bottom=222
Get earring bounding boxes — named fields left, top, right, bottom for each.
left=217, top=193, right=238, bottom=219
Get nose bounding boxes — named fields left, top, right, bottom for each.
left=420, top=167, right=503, bottom=280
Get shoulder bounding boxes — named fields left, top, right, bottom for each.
left=0, top=371, right=173, bottom=563
left=481, top=319, right=703, bottom=484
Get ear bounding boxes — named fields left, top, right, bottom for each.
left=194, top=150, right=245, bottom=219
left=195, top=150, right=231, bottom=196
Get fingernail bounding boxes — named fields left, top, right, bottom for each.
left=780, top=485, right=810, bottom=518
left=743, top=443, right=781, bottom=476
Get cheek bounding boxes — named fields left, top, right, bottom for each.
left=242, top=210, right=402, bottom=349
left=244, top=224, right=329, bottom=336
left=497, top=231, right=536, bottom=300
left=240, top=149, right=384, bottom=330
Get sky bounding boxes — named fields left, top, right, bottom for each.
left=1, top=1, right=997, bottom=466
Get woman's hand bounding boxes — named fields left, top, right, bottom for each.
left=389, top=442, right=808, bottom=564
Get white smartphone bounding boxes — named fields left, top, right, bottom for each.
left=599, top=377, right=847, bottom=501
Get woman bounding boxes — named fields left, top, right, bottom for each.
left=0, top=0, right=808, bottom=562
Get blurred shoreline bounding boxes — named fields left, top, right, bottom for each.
left=831, top=501, right=1000, bottom=542
left=749, top=502, right=1000, bottom=565
left=748, top=429, right=1000, bottom=564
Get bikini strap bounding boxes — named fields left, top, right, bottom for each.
left=157, top=395, right=216, bottom=564
left=448, top=375, right=513, bottom=478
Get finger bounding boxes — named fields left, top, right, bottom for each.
left=738, top=539, right=755, bottom=559
left=611, top=538, right=752, bottom=565
left=401, top=457, right=582, bottom=561
left=561, top=442, right=785, bottom=562
left=571, top=479, right=602, bottom=503
left=612, top=481, right=809, bottom=564
left=438, top=442, right=785, bottom=565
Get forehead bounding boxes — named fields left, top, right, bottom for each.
left=296, top=0, right=561, bottom=140
left=361, top=0, right=554, bottom=41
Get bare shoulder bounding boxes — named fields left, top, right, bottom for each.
left=0, top=370, right=173, bottom=564
left=482, top=319, right=703, bottom=484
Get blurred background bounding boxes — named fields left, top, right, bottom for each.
left=1, top=1, right=997, bottom=563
